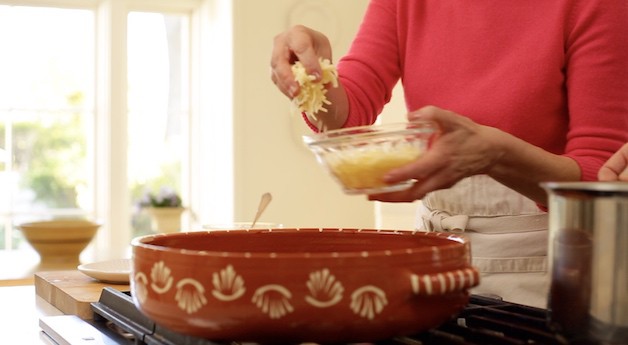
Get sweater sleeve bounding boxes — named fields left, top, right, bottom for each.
left=337, top=0, right=402, bottom=128
left=563, top=0, right=628, bottom=181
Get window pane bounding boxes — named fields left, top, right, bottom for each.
left=0, top=6, right=94, bottom=251
left=0, top=6, right=94, bottom=109
left=127, top=12, right=189, bottom=237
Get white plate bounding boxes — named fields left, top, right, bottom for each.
left=78, top=258, right=131, bottom=284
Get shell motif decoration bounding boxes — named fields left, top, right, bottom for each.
left=350, top=285, right=388, bottom=320
left=211, top=265, right=246, bottom=301
left=175, top=278, right=208, bottom=314
left=133, top=272, right=149, bottom=304
left=305, top=268, right=344, bottom=308
left=252, top=284, right=294, bottom=319
left=150, top=260, right=174, bottom=294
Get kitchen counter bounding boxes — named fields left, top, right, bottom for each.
left=0, top=284, right=64, bottom=343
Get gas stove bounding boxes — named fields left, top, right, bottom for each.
left=39, top=287, right=593, bottom=345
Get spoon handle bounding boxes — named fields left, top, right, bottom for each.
left=251, top=192, right=272, bottom=228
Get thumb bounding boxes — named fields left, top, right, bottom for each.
left=408, top=105, right=443, bottom=122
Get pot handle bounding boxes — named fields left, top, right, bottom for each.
left=410, top=267, right=480, bottom=296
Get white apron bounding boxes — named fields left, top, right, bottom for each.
left=416, top=175, right=549, bottom=308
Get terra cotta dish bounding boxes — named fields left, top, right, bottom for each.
left=130, top=228, right=479, bottom=343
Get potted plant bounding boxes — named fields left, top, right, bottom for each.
left=139, top=187, right=185, bottom=233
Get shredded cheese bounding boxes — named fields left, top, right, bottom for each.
left=291, top=58, right=338, bottom=129
left=327, top=144, right=423, bottom=192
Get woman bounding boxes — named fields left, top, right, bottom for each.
left=270, top=0, right=628, bottom=307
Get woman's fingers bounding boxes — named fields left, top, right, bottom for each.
left=598, top=143, right=628, bottom=181
left=270, top=25, right=332, bottom=99
left=271, top=32, right=300, bottom=97
left=369, top=172, right=458, bottom=203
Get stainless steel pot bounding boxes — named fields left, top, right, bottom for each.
left=542, top=182, right=628, bottom=344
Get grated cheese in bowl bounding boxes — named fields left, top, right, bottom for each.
left=302, top=121, right=439, bottom=195
left=291, top=58, right=338, bottom=130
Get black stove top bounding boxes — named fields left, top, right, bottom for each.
left=39, top=287, right=597, bottom=345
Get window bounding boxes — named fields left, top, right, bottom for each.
left=0, top=5, right=95, bottom=253
left=127, top=11, right=189, bottom=237
left=0, top=0, right=226, bottom=276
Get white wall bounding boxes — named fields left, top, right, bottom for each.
left=375, top=84, right=422, bottom=231
left=229, top=0, right=418, bottom=230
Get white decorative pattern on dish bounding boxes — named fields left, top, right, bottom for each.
left=350, top=285, right=388, bottom=320
left=305, top=268, right=344, bottom=308
left=211, top=265, right=246, bottom=301
left=150, top=260, right=173, bottom=294
left=175, top=278, right=207, bottom=314
left=252, top=284, right=294, bottom=319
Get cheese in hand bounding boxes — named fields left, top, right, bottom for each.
left=291, top=58, right=338, bottom=122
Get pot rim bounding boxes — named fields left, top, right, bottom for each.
left=541, top=181, right=628, bottom=193
left=131, top=228, right=468, bottom=260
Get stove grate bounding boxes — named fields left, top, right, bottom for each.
left=90, top=288, right=572, bottom=345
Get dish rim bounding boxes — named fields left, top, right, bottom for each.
left=302, top=120, right=438, bottom=146
left=131, top=228, right=467, bottom=260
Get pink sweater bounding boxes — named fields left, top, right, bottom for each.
left=337, top=0, right=628, bottom=181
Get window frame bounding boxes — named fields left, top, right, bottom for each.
left=0, top=0, right=234, bottom=264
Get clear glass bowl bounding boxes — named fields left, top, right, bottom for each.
left=303, top=121, right=438, bottom=195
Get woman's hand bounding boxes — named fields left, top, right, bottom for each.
left=369, top=106, right=505, bottom=202
left=369, top=105, right=581, bottom=205
left=598, top=142, right=628, bottom=181
left=270, top=25, right=349, bottom=131
left=270, top=25, right=333, bottom=99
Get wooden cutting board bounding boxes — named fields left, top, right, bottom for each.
left=34, top=270, right=130, bottom=320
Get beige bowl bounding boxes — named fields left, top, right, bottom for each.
left=18, top=219, right=102, bottom=265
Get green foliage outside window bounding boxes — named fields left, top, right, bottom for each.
left=16, top=119, right=85, bottom=208
left=0, top=92, right=87, bottom=209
